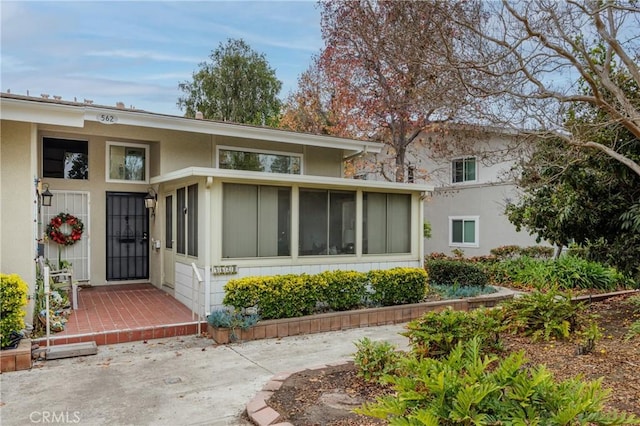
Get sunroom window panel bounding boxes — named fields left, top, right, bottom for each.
left=223, top=184, right=258, bottom=258
left=187, top=184, right=198, bottom=257
left=165, top=195, right=173, bottom=249
left=258, top=186, right=280, bottom=257
left=299, top=189, right=328, bottom=255
left=387, top=194, right=411, bottom=253
left=176, top=188, right=186, bottom=254
left=364, top=193, right=387, bottom=254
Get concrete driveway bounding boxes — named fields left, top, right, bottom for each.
left=0, top=324, right=410, bottom=426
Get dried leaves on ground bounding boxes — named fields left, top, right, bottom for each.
left=266, top=294, right=640, bottom=425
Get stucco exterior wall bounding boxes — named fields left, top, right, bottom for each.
left=425, top=183, right=540, bottom=256
left=1, top=120, right=38, bottom=322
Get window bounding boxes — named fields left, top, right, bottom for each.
left=222, top=184, right=291, bottom=258
left=165, top=195, right=173, bottom=249
left=452, top=157, right=476, bottom=183
left=175, top=185, right=198, bottom=256
left=107, top=142, right=148, bottom=182
left=450, top=216, right=479, bottom=247
left=218, top=147, right=301, bottom=174
left=363, top=193, right=411, bottom=254
left=43, top=137, right=88, bottom=179
left=299, top=189, right=355, bottom=256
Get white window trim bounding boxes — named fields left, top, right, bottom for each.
left=105, top=141, right=150, bottom=184
left=449, top=215, right=479, bottom=248
left=451, top=156, right=478, bottom=184
left=216, top=145, right=304, bottom=174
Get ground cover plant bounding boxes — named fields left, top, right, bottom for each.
left=264, top=295, right=640, bottom=425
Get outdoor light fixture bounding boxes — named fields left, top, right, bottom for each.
left=144, top=188, right=157, bottom=216
left=41, top=183, right=54, bottom=207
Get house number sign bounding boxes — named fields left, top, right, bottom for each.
left=212, top=265, right=238, bottom=275
left=97, top=113, right=118, bottom=124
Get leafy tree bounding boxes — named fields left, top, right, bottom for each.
left=447, top=0, right=640, bottom=177
left=507, top=62, right=640, bottom=278
left=178, top=38, right=282, bottom=126
left=288, top=1, right=477, bottom=182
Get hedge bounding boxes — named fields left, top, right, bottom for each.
left=0, top=273, right=29, bottom=348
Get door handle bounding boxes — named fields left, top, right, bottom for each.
left=142, top=232, right=148, bottom=243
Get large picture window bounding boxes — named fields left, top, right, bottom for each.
left=107, top=142, right=148, bottom=182
left=223, top=183, right=291, bottom=258
left=299, top=189, right=355, bottom=256
left=218, top=147, right=301, bottom=174
left=450, top=216, right=479, bottom=247
left=363, top=193, right=411, bottom=254
left=43, top=137, right=88, bottom=179
left=452, top=157, right=477, bottom=183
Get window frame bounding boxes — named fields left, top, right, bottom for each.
left=449, top=216, right=479, bottom=248
left=106, top=141, right=150, bottom=184
left=451, top=156, right=477, bottom=184
left=216, top=145, right=303, bottom=175
left=42, top=137, right=89, bottom=180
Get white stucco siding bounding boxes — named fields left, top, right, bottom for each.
left=425, top=183, right=542, bottom=256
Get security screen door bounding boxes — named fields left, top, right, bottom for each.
left=106, top=192, right=149, bottom=280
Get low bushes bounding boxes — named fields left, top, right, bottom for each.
left=355, top=338, right=638, bottom=425
left=223, top=267, right=428, bottom=320
left=425, top=259, right=488, bottom=288
left=403, top=307, right=504, bottom=358
left=488, top=255, right=632, bottom=291
left=0, top=273, right=29, bottom=348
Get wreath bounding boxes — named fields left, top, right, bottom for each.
left=47, top=213, right=84, bottom=246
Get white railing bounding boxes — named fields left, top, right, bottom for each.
left=191, top=263, right=204, bottom=335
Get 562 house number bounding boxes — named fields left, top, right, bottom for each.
left=97, top=113, right=118, bottom=124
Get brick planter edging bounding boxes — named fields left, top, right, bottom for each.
left=246, top=361, right=350, bottom=426
left=1, top=338, right=32, bottom=372
left=209, top=288, right=517, bottom=344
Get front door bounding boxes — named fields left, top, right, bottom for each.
left=106, top=192, right=149, bottom=281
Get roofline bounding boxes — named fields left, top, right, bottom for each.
left=0, top=93, right=383, bottom=154
left=151, top=167, right=434, bottom=193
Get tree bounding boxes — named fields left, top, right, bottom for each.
left=447, top=0, right=640, bottom=177
left=506, top=64, right=640, bottom=276
left=178, top=38, right=282, bottom=126
left=309, top=0, right=476, bottom=182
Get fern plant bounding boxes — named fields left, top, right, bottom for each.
left=355, top=338, right=640, bottom=425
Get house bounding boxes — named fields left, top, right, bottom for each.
left=353, top=126, right=543, bottom=257
left=0, top=93, right=433, bottom=323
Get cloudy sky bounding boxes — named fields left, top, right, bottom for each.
left=1, top=1, right=322, bottom=115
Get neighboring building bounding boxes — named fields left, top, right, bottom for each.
left=0, top=93, right=432, bottom=322
left=354, top=126, right=543, bottom=257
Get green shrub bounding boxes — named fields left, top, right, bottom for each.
left=500, top=288, right=585, bottom=341
left=490, top=245, right=554, bottom=259
left=223, top=274, right=325, bottom=320
left=624, top=295, right=640, bottom=341
left=206, top=309, right=259, bottom=329
left=488, top=256, right=630, bottom=291
left=403, top=307, right=504, bottom=358
left=356, top=338, right=639, bottom=425
left=425, top=259, right=488, bottom=288
left=318, top=270, right=367, bottom=311
left=0, top=273, right=29, bottom=348
left=367, top=267, right=428, bottom=306
left=353, top=337, right=402, bottom=383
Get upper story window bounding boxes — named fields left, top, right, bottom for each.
left=218, top=146, right=302, bottom=175
left=107, top=142, right=148, bottom=183
left=452, top=157, right=477, bottom=183
left=43, top=137, right=88, bottom=180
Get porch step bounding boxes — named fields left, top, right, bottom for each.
left=33, top=321, right=207, bottom=347
left=46, top=342, right=98, bottom=360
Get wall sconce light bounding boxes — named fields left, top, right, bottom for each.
left=144, top=188, right=157, bottom=216
left=41, top=183, right=54, bottom=207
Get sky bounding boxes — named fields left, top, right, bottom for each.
left=0, top=1, right=323, bottom=116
